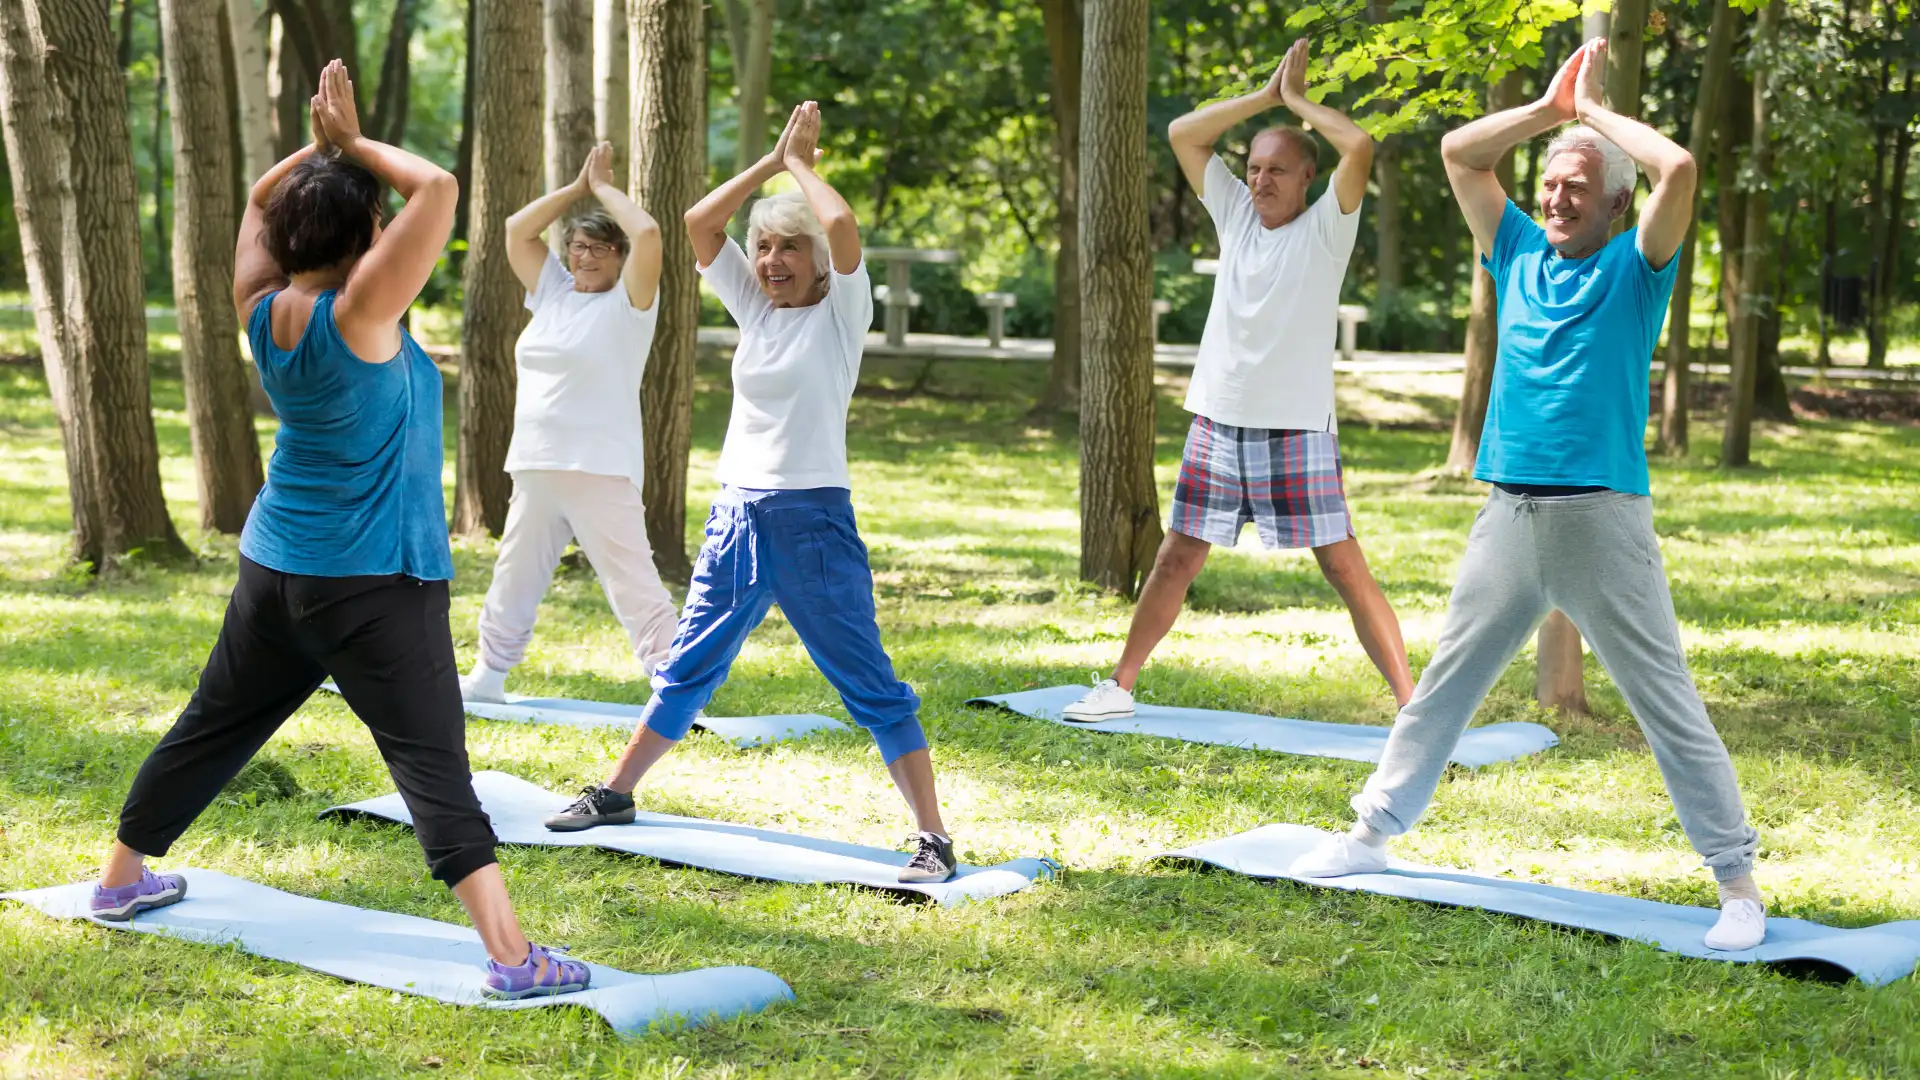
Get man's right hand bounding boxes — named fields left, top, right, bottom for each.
left=1536, top=42, right=1590, bottom=124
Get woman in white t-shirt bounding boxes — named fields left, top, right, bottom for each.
left=459, top=142, right=680, bottom=704
left=538, top=103, right=960, bottom=885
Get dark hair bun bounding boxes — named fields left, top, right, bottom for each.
left=261, top=153, right=384, bottom=274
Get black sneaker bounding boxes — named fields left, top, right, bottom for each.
left=898, top=831, right=957, bottom=883
left=543, top=785, right=636, bottom=832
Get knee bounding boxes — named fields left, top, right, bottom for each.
left=1153, top=534, right=1210, bottom=582
left=1316, top=542, right=1370, bottom=595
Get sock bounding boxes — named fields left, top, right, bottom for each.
left=1346, top=821, right=1387, bottom=848
left=1718, top=874, right=1763, bottom=908
left=922, top=831, right=950, bottom=844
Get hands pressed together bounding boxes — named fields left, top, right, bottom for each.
left=308, top=59, right=361, bottom=152
left=1538, top=38, right=1610, bottom=123
left=767, top=101, right=827, bottom=173
left=1265, top=37, right=1312, bottom=107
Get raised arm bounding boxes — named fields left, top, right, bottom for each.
left=506, top=158, right=589, bottom=294
left=1167, top=74, right=1279, bottom=196
left=1442, top=44, right=1587, bottom=252
left=312, top=62, right=457, bottom=339
left=233, top=111, right=323, bottom=322
left=1274, top=38, right=1372, bottom=213
left=780, top=102, right=859, bottom=274
left=576, top=143, right=664, bottom=309
left=1572, top=39, right=1696, bottom=270
left=684, top=106, right=796, bottom=268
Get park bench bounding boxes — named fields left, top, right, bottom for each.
left=865, top=247, right=960, bottom=346
left=976, top=292, right=1017, bottom=347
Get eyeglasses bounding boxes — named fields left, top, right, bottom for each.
left=567, top=241, right=619, bottom=259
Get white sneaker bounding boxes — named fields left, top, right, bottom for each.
left=1702, top=898, right=1767, bottom=952
left=459, top=664, right=509, bottom=704
left=1290, top=833, right=1389, bottom=878
left=1062, top=678, right=1133, bottom=722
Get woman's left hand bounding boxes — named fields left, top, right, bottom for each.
left=782, top=101, right=823, bottom=171
left=316, top=59, right=363, bottom=147
left=584, top=142, right=617, bottom=191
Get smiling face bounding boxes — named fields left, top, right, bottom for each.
left=566, top=229, right=625, bottom=294
left=754, top=231, right=827, bottom=307
left=1247, top=129, right=1316, bottom=229
left=1538, top=148, right=1626, bottom=258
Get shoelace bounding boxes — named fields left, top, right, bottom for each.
left=906, top=834, right=946, bottom=869
left=568, top=786, right=604, bottom=812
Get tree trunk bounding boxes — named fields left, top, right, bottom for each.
left=224, top=0, right=273, bottom=181
left=726, top=0, right=771, bottom=175
left=1815, top=190, right=1836, bottom=371
left=267, top=0, right=356, bottom=107
left=1033, top=0, right=1081, bottom=416
left=1723, top=0, right=1777, bottom=469
left=545, top=0, right=595, bottom=193
left=592, top=0, right=626, bottom=172
left=160, top=0, right=263, bottom=534
left=1715, top=65, right=1752, bottom=398
left=456, top=0, right=543, bottom=537
left=453, top=0, right=475, bottom=247
left=1373, top=135, right=1402, bottom=313
left=267, top=12, right=309, bottom=159
left=368, top=0, right=414, bottom=147
left=1534, top=611, right=1590, bottom=715
left=1077, top=0, right=1159, bottom=595
left=1868, top=69, right=1914, bottom=369
left=1445, top=73, right=1522, bottom=474
left=629, top=0, right=704, bottom=583
left=150, top=21, right=169, bottom=290
left=0, top=0, right=188, bottom=567
left=1656, top=0, right=1735, bottom=458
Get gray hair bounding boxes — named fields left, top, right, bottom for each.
left=1543, top=125, right=1639, bottom=201
left=568, top=207, right=630, bottom=256
left=746, top=192, right=831, bottom=277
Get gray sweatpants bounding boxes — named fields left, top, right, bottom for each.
left=1352, top=487, right=1759, bottom=882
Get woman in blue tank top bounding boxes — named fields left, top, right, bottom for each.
left=88, top=61, right=588, bottom=1000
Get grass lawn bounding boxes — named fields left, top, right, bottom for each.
left=1, top=353, right=1917, bottom=1078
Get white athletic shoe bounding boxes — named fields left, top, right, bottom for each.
left=1062, top=678, right=1133, bottom=722
left=1702, top=899, right=1767, bottom=952
left=459, top=664, right=509, bottom=704
left=1290, top=833, right=1389, bottom=878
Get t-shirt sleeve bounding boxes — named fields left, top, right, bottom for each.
left=1308, top=186, right=1363, bottom=262
left=825, top=259, right=874, bottom=374
left=1479, top=200, right=1546, bottom=288
left=525, top=254, right=573, bottom=313
left=696, top=237, right=771, bottom=326
left=1199, top=155, right=1255, bottom=251
left=1622, top=228, right=1682, bottom=315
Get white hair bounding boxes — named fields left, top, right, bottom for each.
left=1543, top=125, right=1639, bottom=201
left=746, top=192, right=831, bottom=277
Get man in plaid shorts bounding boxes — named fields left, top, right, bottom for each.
left=1065, top=38, right=1413, bottom=722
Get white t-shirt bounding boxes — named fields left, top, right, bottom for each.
left=699, top=238, right=870, bottom=490
left=504, top=255, right=657, bottom=482
left=1186, top=154, right=1363, bottom=432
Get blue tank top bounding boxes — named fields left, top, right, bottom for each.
left=238, top=291, right=454, bottom=580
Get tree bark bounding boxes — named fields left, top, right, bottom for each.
left=1077, top=0, right=1159, bottom=595
left=456, top=0, right=543, bottom=537
left=266, top=0, right=356, bottom=107
left=453, top=0, right=475, bottom=246
left=1868, top=69, right=1914, bottom=369
left=1656, top=0, right=1735, bottom=458
left=592, top=0, right=627, bottom=172
left=1033, top=0, right=1081, bottom=415
left=545, top=0, right=595, bottom=193
left=1446, top=73, right=1522, bottom=474
left=267, top=11, right=309, bottom=159
left=1723, top=0, right=1778, bottom=468
left=224, top=0, right=273, bottom=182
left=368, top=0, right=414, bottom=147
left=629, top=0, right=704, bottom=582
left=725, top=0, right=772, bottom=175
left=0, top=0, right=188, bottom=567
left=1715, top=64, right=1752, bottom=401
left=160, top=0, right=263, bottom=534
left=1373, top=135, right=1402, bottom=313
left=151, top=19, right=169, bottom=289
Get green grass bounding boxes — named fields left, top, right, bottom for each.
left=2, top=354, right=1918, bottom=1078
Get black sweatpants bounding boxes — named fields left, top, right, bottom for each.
left=117, top=555, right=498, bottom=887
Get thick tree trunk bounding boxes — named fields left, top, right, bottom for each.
left=1446, top=74, right=1522, bottom=474
left=267, top=12, right=308, bottom=159
left=224, top=0, right=273, bottom=182
left=629, top=0, right=704, bottom=583
left=161, top=0, right=263, bottom=534
left=453, top=0, right=475, bottom=246
left=1535, top=611, right=1590, bottom=715
left=1033, top=0, right=1081, bottom=415
left=456, top=0, right=543, bottom=537
left=545, top=0, right=595, bottom=193
left=0, top=0, right=188, bottom=567
left=368, top=0, right=414, bottom=147
left=151, top=24, right=169, bottom=289
left=592, top=0, right=627, bottom=172
left=1077, top=0, right=1159, bottom=595
left=267, top=0, right=356, bottom=106
left=1723, top=0, right=1778, bottom=468
left=1868, top=70, right=1914, bottom=369
left=1373, top=135, right=1402, bottom=314
left=1715, top=67, right=1752, bottom=402
left=1657, top=0, right=1735, bottom=458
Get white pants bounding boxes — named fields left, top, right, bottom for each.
left=476, top=470, right=678, bottom=678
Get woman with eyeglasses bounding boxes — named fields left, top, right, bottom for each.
left=459, top=142, right=680, bottom=706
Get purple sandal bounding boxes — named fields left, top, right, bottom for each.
left=90, top=869, right=188, bottom=922
left=482, top=943, right=591, bottom=1000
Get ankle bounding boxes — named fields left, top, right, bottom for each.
left=1718, top=874, right=1763, bottom=908
left=1346, top=821, right=1387, bottom=848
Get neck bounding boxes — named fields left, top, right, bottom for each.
left=290, top=266, right=351, bottom=292
left=1257, top=201, right=1307, bottom=230
left=1553, top=237, right=1606, bottom=259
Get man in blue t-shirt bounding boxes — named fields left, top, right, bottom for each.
left=1290, top=40, right=1767, bottom=953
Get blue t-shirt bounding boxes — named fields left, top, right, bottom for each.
left=1475, top=200, right=1680, bottom=496
left=239, top=291, right=454, bottom=580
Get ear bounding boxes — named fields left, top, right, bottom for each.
left=1609, top=187, right=1632, bottom=220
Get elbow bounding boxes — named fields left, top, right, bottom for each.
left=817, top=208, right=857, bottom=237
left=1666, top=152, right=1698, bottom=189
left=1439, top=130, right=1463, bottom=165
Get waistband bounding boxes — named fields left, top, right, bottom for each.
left=714, top=486, right=853, bottom=512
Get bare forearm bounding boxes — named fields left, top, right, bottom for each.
left=786, top=161, right=854, bottom=232
left=1575, top=102, right=1691, bottom=188
left=509, top=183, right=587, bottom=243
left=249, top=142, right=321, bottom=208
left=1169, top=89, right=1276, bottom=150
left=1282, top=93, right=1369, bottom=159
left=685, top=156, right=784, bottom=236
left=336, top=135, right=451, bottom=199
left=1441, top=101, right=1561, bottom=171
left=589, top=181, right=660, bottom=242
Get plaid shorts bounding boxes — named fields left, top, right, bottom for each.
left=1169, top=416, right=1354, bottom=550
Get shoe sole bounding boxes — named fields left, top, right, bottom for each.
left=897, top=870, right=957, bottom=884
left=92, top=881, right=187, bottom=922
left=542, top=810, right=636, bottom=832
left=1060, top=708, right=1132, bottom=723
left=481, top=979, right=591, bottom=1000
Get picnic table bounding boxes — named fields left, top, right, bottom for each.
left=865, top=247, right=960, bottom=346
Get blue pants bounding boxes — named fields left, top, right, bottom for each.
left=641, top=487, right=928, bottom=763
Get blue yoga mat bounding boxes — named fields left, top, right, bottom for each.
left=2, top=869, right=792, bottom=1034
left=1156, top=825, right=1920, bottom=985
left=316, top=682, right=844, bottom=748
left=326, top=771, right=1056, bottom=907
left=969, top=685, right=1557, bottom=767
